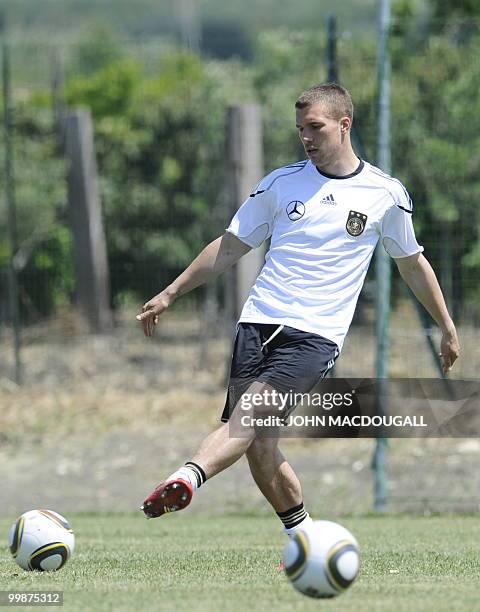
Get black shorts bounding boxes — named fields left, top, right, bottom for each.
left=221, top=322, right=339, bottom=422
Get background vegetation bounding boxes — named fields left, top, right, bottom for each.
left=0, top=0, right=479, bottom=321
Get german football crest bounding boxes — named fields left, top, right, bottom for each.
left=346, top=211, right=367, bottom=236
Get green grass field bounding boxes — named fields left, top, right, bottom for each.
left=0, top=514, right=479, bottom=612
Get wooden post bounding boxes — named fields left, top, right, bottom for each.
left=51, top=51, right=66, bottom=154
left=64, top=108, right=113, bottom=333
left=227, top=104, right=265, bottom=322
left=2, top=42, right=22, bottom=383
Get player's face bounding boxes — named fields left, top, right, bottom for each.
left=296, top=103, right=349, bottom=166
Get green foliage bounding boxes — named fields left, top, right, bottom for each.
left=431, top=0, right=480, bottom=22
left=2, top=5, right=480, bottom=322
left=73, top=24, right=125, bottom=75
left=389, top=33, right=480, bottom=316
left=66, top=60, right=140, bottom=118
left=64, top=49, right=255, bottom=304
left=253, top=30, right=327, bottom=169
left=0, top=102, right=71, bottom=318
left=428, top=0, right=480, bottom=41
left=253, top=29, right=378, bottom=170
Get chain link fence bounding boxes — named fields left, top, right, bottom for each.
left=1, top=21, right=479, bottom=513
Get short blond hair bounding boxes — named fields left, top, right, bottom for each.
left=295, top=83, right=354, bottom=122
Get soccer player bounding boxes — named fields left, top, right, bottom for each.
left=136, top=83, right=460, bottom=536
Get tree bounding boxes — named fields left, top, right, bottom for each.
left=65, top=49, right=256, bottom=305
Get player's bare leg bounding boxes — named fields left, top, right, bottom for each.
left=246, top=437, right=313, bottom=536
left=246, top=437, right=301, bottom=511
left=142, top=382, right=276, bottom=517
left=191, top=380, right=279, bottom=474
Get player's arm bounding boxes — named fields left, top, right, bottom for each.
left=136, top=232, right=251, bottom=336
left=395, top=252, right=460, bottom=372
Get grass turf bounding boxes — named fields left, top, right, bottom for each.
left=0, top=513, right=479, bottom=611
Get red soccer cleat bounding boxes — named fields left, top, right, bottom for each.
left=141, top=479, right=193, bottom=518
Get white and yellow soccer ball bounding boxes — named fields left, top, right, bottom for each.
left=8, top=509, right=75, bottom=571
left=283, top=520, right=360, bottom=598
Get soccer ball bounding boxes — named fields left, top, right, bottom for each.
left=283, top=520, right=360, bottom=598
left=8, top=509, right=75, bottom=571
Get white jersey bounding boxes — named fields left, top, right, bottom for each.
left=226, top=159, right=423, bottom=350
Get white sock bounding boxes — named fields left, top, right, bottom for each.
left=166, top=462, right=206, bottom=492
left=277, top=502, right=314, bottom=537
left=284, top=514, right=313, bottom=537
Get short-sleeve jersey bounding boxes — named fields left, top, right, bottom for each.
left=226, top=159, right=423, bottom=351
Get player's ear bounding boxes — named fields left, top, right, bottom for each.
left=340, top=116, right=351, bottom=133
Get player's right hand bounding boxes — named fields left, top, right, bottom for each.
left=438, top=326, right=460, bottom=374
left=136, top=291, right=173, bottom=337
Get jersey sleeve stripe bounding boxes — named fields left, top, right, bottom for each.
left=368, top=167, right=414, bottom=211
left=396, top=205, right=413, bottom=214
left=365, top=172, right=398, bottom=208
left=285, top=161, right=308, bottom=169
left=265, top=163, right=308, bottom=190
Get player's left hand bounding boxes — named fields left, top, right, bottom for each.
left=439, top=326, right=460, bottom=374
left=136, top=290, right=173, bottom=337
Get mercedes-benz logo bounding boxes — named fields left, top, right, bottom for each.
left=286, top=200, right=305, bottom=221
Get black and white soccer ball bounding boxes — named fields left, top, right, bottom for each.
left=283, top=520, right=360, bottom=598
left=8, top=509, right=75, bottom=571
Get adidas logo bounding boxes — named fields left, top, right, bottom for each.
left=320, top=193, right=337, bottom=205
